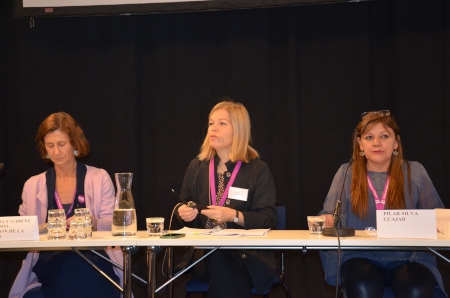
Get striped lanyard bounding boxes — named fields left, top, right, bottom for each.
left=367, top=174, right=390, bottom=210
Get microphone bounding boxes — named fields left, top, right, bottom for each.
left=322, top=161, right=355, bottom=237
left=332, top=200, right=341, bottom=228
left=171, top=189, right=207, bottom=211
left=171, top=189, right=185, bottom=204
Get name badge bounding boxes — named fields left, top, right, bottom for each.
left=376, top=209, right=437, bottom=239
left=0, top=215, right=39, bottom=241
left=228, top=187, right=248, bottom=201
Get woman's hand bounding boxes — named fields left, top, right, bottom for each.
left=178, top=204, right=199, bottom=222
left=201, top=205, right=235, bottom=223
left=66, top=215, right=74, bottom=229
left=322, top=214, right=334, bottom=228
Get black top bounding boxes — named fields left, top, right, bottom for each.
left=180, top=155, right=278, bottom=230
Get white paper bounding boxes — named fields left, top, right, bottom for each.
left=376, top=209, right=437, bottom=239
left=174, top=227, right=214, bottom=235
left=213, top=229, right=269, bottom=236
left=173, top=227, right=269, bottom=236
left=0, top=216, right=39, bottom=241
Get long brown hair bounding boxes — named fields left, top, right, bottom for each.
left=350, top=111, right=406, bottom=218
left=197, top=100, right=259, bottom=163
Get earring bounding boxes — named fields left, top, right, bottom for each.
left=392, top=149, right=398, bottom=156
left=359, top=150, right=365, bottom=156
left=74, top=150, right=79, bottom=157
left=46, top=154, right=50, bottom=159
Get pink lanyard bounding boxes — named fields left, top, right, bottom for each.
left=209, top=158, right=242, bottom=206
left=367, top=174, right=390, bottom=210
left=54, top=187, right=76, bottom=219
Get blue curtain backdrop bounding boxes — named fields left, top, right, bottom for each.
left=1, top=1, right=450, bottom=297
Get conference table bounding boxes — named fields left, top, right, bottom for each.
left=2, top=230, right=450, bottom=298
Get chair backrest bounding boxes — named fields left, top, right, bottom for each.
left=276, top=205, right=286, bottom=230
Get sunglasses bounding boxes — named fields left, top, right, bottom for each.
left=361, top=110, right=390, bottom=119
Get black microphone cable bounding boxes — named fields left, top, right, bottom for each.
left=161, top=189, right=185, bottom=278
left=334, top=225, right=342, bottom=298
left=322, top=162, right=353, bottom=298
left=336, top=163, right=350, bottom=298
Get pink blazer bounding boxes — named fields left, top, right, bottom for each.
left=9, top=165, right=125, bottom=298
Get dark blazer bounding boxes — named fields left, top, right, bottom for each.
left=178, top=155, right=278, bottom=293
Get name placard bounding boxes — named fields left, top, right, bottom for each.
left=436, top=208, right=450, bottom=236
left=376, top=209, right=437, bottom=239
left=0, top=216, right=39, bottom=241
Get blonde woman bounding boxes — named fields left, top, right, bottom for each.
left=177, top=100, right=277, bottom=298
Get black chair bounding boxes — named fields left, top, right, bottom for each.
left=185, top=205, right=291, bottom=298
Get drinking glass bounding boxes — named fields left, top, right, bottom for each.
left=146, top=217, right=164, bottom=236
left=307, top=216, right=325, bottom=235
left=47, top=209, right=67, bottom=239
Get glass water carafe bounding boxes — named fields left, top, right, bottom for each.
left=112, top=172, right=137, bottom=236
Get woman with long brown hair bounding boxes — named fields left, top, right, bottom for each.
left=319, top=110, right=446, bottom=298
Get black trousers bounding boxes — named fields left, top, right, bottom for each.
left=341, top=258, right=440, bottom=298
left=31, top=251, right=120, bottom=298
left=203, top=249, right=254, bottom=298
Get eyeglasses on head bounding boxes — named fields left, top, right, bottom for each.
left=361, top=110, right=390, bottom=119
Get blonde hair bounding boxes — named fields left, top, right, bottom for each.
left=197, top=100, right=259, bottom=163
left=350, top=112, right=407, bottom=218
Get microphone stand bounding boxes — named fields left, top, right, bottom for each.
left=322, top=215, right=355, bottom=237
left=322, top=162, right=355, bottom=237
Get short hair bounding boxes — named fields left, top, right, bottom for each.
left=36, top=112, right=90, bottom=160
left=350, top=112, right=406, bottom=218
left=197, top=100, right=259, bottom=163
